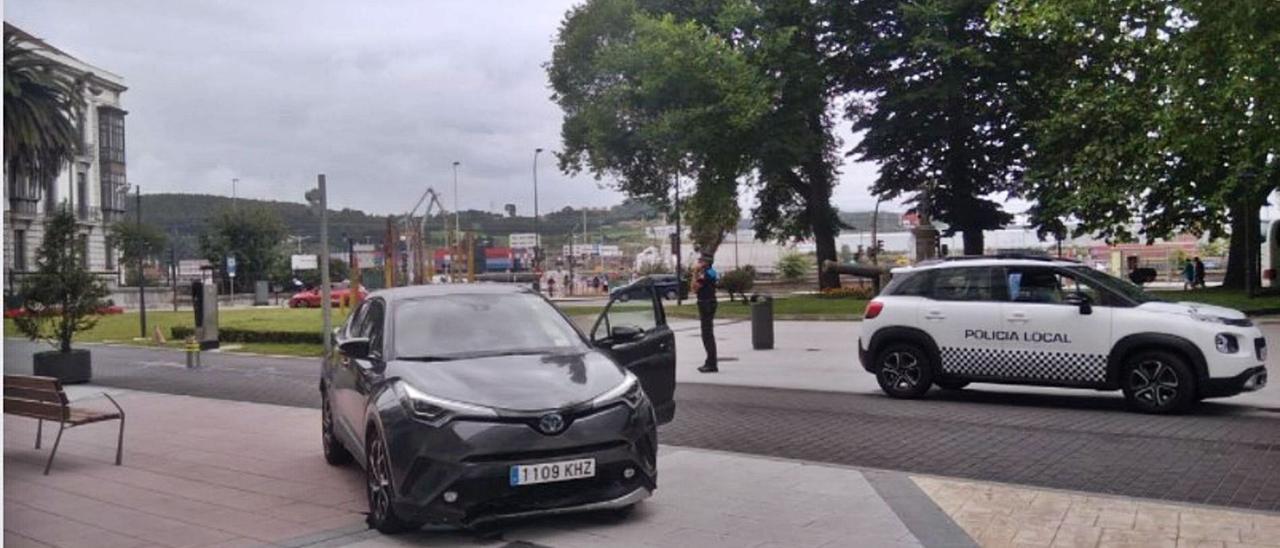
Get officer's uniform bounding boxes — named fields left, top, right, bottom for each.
left=695, top=261, right=718, bottom=372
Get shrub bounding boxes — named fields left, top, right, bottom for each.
left=720, top=268, right=755, bottom=301
left=776, top=252, right=810, bottom=283
left=170, top=326, right=323, bottom=345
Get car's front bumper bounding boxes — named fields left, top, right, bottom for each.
left=380, top=401, right=658, bottom=526
left=1201, top=366, right=1268, bottom=399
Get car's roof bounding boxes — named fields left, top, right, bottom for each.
left=892, top=256, right=1082, bottom=273
left=367, top=283, right=531, bottom=301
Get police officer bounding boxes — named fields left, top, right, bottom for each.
left=694, top=254, right=719, bottom=373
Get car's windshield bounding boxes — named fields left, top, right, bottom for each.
left=392, top=293, right=586, bottom=360
left=1063, top=266, right=1162, bottom=303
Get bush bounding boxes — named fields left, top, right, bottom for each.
left=171, top=326, right=323, bottom=345
left=720, top=268, right=755, bottom=301
left=816, top=286, right=874, bottom=299
left=776, top=252, right=810, bottom=283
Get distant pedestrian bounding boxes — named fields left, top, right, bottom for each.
left=563, top=274, right=571, bottom=295
left=1181, top=260, right=1195, bottom=290
left=1193, top=257, right=1207, bottom=288
left=547, top=277, right=556, bottom=297
left=694, top=254, right=720, bottom=373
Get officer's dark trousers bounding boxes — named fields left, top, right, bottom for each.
left=698, top=299, right=717, bottom=366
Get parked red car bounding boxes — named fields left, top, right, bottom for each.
left=287, top=284, right=367, bottom=308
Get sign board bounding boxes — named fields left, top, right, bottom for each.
left=291, top=254, right=319, bottom=270
left=509, top=233, right=538, bottom=250
left=226, top=256, right=237, bottom=278
left=177, top=259, right=211, bottom=279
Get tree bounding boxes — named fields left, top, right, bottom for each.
left=720, top=267, right=756, bottom=301
left=830, top=0, right=1045, bottom=255
left=199, top=206, right=287, bottom=290
left=14, top=211, right=110, bottom=353
left=4, top=31, right=85, bottom=201
left=109, top=221, right=167, bottom=286
left=994, top=0, right=1280, bottom=289
left=551, top=0, right=857, bottom=288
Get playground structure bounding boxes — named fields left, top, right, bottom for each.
left=382, top=186, right=484, bottom=287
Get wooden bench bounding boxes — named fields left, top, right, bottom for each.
left=3, top=375, right=125, bottom=475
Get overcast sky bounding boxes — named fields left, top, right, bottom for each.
left=7, top=0, right=891, bottom=218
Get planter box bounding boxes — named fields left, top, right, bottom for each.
left=33, top=349, right=92, bottom=384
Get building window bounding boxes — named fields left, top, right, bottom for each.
left=14, top=230, right=27, bottom=271
left=79, top=235, right=90, bottom=269
left=43, top=176, right=58, bottom=214
left=77, top=172, right=89, bottom=219
left=97, top=107, right=127, bottom=222
left=105, top=238, right=116, bottom=271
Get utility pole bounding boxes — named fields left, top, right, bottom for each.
left=673, top=174, right=683, bottom=306
left=315, top=175, right=332, bottom=355
left=232, top=178, right=239, bottom=210
left=569, top=225, right=576, bottom=296
left=170, top=229, right=178, bottom=312
left=452, top=161, right=461, bottom=280
left=136, top=186, right=147, bottom=338
left=533, top=148, right=542, bottom=271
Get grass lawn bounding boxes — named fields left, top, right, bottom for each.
left=1149, top=287, right=1280, bottom=314
left=559, top=294, right=869, bottom=322
left=4, top=307, right=350, bottom=357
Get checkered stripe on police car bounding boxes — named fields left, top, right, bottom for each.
left=940, top=347, right=1107, bottom=383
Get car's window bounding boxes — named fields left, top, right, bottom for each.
left=1005, top=267, right=1109, bottom=305
left=392, top=293, right=586, bottom=360
left=886, top=270, right=931, bottom=296
left=1062, top=265, right=1156, bottom=305
left=345, top=301, right=369, bottom=339
left=364, top=300, right=385, bottom=358
left=930, top=268, right=994, bottom=301
left=593, top=288, right=657, bottom=341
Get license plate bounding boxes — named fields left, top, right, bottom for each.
left=509, top=458, right=596, bottom=486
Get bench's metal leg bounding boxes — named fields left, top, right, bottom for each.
left=44, top=421, right=65, bottom=475
left=103, top=393, right=125, bottom=466
left=35, top=419, right=42, bottom=449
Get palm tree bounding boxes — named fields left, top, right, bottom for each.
left=4, top=30, right=85, bottom=196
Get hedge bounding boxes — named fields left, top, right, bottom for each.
left=171, top=326, right=323, bottom=345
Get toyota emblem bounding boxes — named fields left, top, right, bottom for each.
left=538, top=413, right=566, bottom=434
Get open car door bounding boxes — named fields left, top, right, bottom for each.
left=590, top=278, right=676, bottom=424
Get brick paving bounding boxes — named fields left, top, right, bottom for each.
left=7, top=339, right=1279, bottom=513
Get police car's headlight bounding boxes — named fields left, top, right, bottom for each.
left=1215, top=333, right=1240, bottom=354
left=394, top=382, right=497, bottom=426
left=591, top=373, right=645, bottom=409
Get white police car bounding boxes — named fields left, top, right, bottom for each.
left=857, top=256, right=1268, bottom=413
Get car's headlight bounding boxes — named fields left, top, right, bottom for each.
left=1215, top=333, right=1240, bottom=354
left=394, top=382, right=497, bottom=426
left=591, top=373, right=646, bottom=409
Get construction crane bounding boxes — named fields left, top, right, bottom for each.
left=385, top=186, right=448, bottom=287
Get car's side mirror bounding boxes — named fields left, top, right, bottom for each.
left=338, top=337, right=371, bottom=358
left=611, top=325, right=643, bottom=342
left=1063, top=292, right=1093, bottom=315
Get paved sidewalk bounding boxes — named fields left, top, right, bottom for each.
left=2, top=387, right=954, bottom=548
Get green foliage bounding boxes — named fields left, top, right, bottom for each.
left=13, top=210, right=111, bottom=353
left=199, top=205, right=287, bottom=288
left=109, top=221, right=168, bottom=287
left=831, top=0, right=1042, bottom=254
left=719, top=268, right=756, bottom=301
left=993, top=0, right=1279, bottom=287
left=3, top=32, right=85, bottom=191
left=776, top=252, right=811, bottom=283
left=638, top=261, right=671, bottom=275
left=550, top=0, right=767, bottom=257
left=817, top=286, right=875, bottom=299
left=170, top=325, right=323, bottom=345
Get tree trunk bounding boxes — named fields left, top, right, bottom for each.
left=1221, top=200, right=1261, bottom=290
left=962, top=229, right=984, bottom=256
left=813, top=214, right=840, bottom=289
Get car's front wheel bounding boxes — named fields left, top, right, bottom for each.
left=1121, top=351, right=1196, bottom=414
left=875, top=343, right=934, bottom=399
left=365, top=432, right=420, bottom=534
left=321, top=391, right=352, bottom=466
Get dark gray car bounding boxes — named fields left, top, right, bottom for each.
left=320, top=280, right=676, bottom=533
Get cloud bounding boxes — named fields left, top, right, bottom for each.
left=7, top=0, right=893, bottom=220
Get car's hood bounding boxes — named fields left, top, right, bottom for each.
left=1137, top=301, right=1247, bottom=321
left=386, top=350, right=626, bottom=411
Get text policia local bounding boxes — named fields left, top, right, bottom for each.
left=964, top=330, right=1073, bottom=344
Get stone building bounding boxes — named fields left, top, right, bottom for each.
left=4, top=23, right=129, bottom=291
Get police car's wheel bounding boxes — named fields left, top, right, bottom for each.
left=1121, top=351, right=1196, bottom=414
left=876, top=344, right=934, bottom=398
left=935, top=380, right=969, bottom=391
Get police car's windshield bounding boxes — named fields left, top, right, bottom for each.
left=1062, top=266, right=1163, bottom=304
left=393, top=293, right=586, bottom=360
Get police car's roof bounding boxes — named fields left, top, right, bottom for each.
left=891, top=256, right=1082, bottom=274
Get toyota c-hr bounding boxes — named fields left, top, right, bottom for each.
left=321, top=280, right=676, bottom=532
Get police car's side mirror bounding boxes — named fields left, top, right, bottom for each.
left=1064, top=292, right=1092, bottom=315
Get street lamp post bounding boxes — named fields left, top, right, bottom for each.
left=136, top=185, right=146, bottom=338
left=452, top=161, right=461, bottom=280
left=232, top=178, right=239, bottom=210
left=533, top=148, right=543, bottom=271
